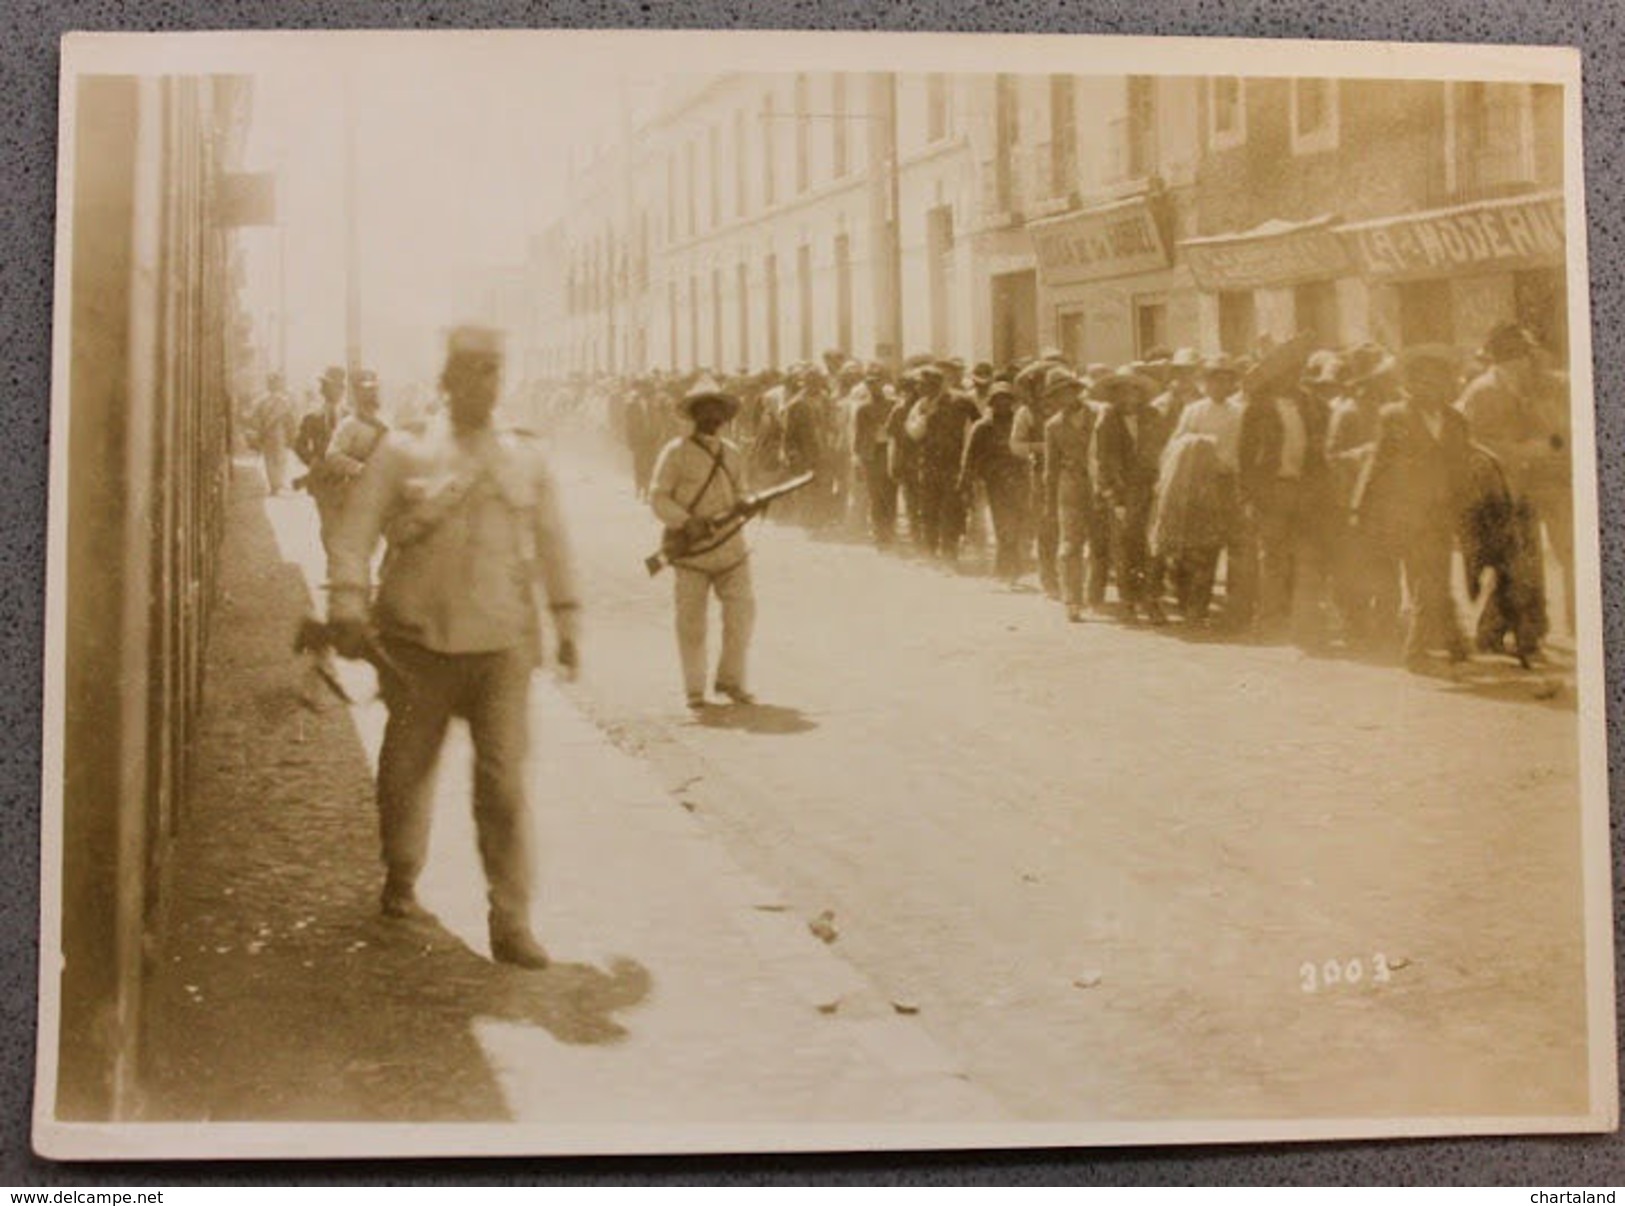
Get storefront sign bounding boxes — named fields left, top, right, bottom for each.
left=1029, top=196, right=1169, bottom=286
left=1180, top=218, right=1349, bottom=292
left=1338, top=192, right=1565, bottom=281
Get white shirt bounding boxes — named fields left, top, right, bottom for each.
left=1275, top=397, right=1307, bottom=480
left=1173, top=395, right=1245, bottom=474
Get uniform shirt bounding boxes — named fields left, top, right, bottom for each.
left=1173, top=395, right=1244, bottom=474
left=650, top=433, right=750, bottom=574
left=328, top=419, right=580, bottom=654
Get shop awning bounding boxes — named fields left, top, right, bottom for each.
left=1336, top=191, right=1565, bottom=281
left=1179, top=215, right=1349, bottom=292
left=1028, top=194, right=1170, bottom=287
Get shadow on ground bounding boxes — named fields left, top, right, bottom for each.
left=139, top=467, right=651, bottom=1124
left=693, top=702, right=818, bottom=735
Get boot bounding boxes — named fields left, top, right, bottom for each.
left=489, top=912, right=550, bottom=970
left=380, top=878, right=433, bottom=922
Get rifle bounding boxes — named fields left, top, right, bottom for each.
left=644, top=471, right=814, bottom=577
left=293, top=616, right=407, bottom=707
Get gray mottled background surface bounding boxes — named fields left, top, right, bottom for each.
left=3, top=0, right=1621, bottom=1186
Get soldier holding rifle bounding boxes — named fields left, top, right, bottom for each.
left=649, top=379, right=768, bottom=712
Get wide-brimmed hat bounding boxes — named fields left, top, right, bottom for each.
left=1300, top=350, right=1346, bottom=387
left=447, top=325, right=504, bottom=358
left=1041, top=366, right=1087, bottom=400
left=1343, top=343, right=1397, bottom=387
left=971, top=361, right=995, bottom=383
left=679, top=376, right=741, bottom=419
left=1480, top=321, right=1539, bottom=364
left=320, top=365, right=347, bottom=387
left=1201, top=353, right=1241, bottom=377
left=987, top=381, right=1019, bottom=406
left=1091, top=368, right=1160, bottom=404
left=1242, top=332, right=1315, bottom=396
left=1170, top=347, right=1201, bottom=369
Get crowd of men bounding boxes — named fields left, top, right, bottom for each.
left=598, top=323, right=1573, bottom=675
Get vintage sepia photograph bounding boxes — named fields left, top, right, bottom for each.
left=35, top=29, right=1615, bottom=1159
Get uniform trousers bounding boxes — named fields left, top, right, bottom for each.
left=376, top=638, right=535, bottom=925
left=674, top=558, right=756, bottom=697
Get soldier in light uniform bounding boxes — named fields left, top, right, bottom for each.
left=650, top=380, right=758, bottom=711
left=326, top=326, right=580, bottom=970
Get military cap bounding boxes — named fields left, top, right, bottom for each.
left=679, top=375, right=741, bottom=419
left=447, top=325, right=504, bottom=358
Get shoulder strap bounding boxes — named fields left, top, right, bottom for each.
left=684, top=437, right=728, bottom=513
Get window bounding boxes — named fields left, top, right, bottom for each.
left=797, top=242, right=814, bottom=360
left=667, top=279, right=679, bottom=366
left=762, top=92, right=777, bottom=207
left=736, top=260, right=751, bottom=369
left=1135, top=297, right=1168, bottom=359
left=708, top=124, right=721, bottom=229
left=711, top=267, right=724, bottom=370
left=1209, top=77, right=1246, bottom=150
left=994, top=75, right=1019, bottom=214
left=795, top=74, right=810, bottom=194
left=1293, top=280, right=1340, bottom=349
left=834, top=233, right=853, bottom=354
left=1397, top=278, right=1453, bottom=347
left=688, top=274, right=699, bottom=367
left=765, top=253, right=780, bottom=368
left=1290, top=79, right=1338, bottom=155
left=733, top=109, right=749, bottom=218
left=927, top=74, right=950, bottom=143
left=1125, top=76, right=1157, bottom=179
left=1049, top=76, right=1077, bottom=199
left=1449, top=82, right=1535, bottom=200
left=927, top=205, right=955, bottom=352
left=832, top=74, right=849, bottom=178
left=1058, top=309, right=1087, bottom=366
left=666, top=153, right=677, bottom=242
left=684, top=140, right=697, bottom=238
left=1218, top=290, right=1256, bottom=356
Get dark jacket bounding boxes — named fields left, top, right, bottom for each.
left=1093, top=404, right=1171, bottom=509
left=1351, top=401, right=1472, bottom=544
left=1238, top=391, right=1329, bottom=505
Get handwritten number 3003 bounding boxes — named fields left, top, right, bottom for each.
left=1300, top=955, right=1393, bottom=994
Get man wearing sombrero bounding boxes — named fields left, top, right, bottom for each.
left=649, top=378, right=759, bottom=710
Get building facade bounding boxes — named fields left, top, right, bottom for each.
left=531, top=71, right=1568, bottom=379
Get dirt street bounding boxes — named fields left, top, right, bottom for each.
left=556, top=439, right=1589, bottom=1123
